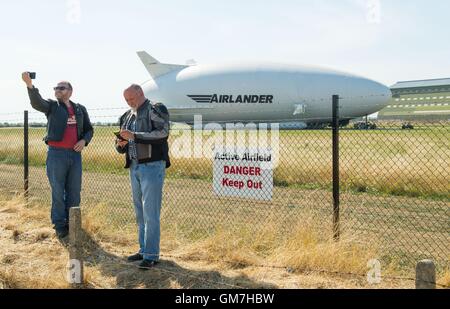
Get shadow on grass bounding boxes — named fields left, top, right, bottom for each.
left=74, top=228, right=277, bottom=289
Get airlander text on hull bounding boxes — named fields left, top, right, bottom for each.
left=188, top=94, right=274, bottom=104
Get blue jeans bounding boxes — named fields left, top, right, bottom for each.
left=46, top=147, right=82, bottom=232
left=130, top=160, right=166, bottom=261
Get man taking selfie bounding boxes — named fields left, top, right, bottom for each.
left=22, top=72, right=94, bottom=240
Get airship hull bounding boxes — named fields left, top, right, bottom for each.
left=137, top=52, right=391, bottom=127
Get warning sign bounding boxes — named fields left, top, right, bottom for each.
left=213, top=148, right=273, bottom=201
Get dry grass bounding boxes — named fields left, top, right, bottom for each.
left=437, top=268, right=450, bottom=288
left=0, top=124, right=448, bottom=289
left=1, top=193, right=448, bottom=289
left=0, top=194, right=70, bottom=288
left=0, top=162, right=448, bottom=268
left=1, top=126, right=449, bottom=198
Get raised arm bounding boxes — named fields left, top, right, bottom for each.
left=22, top=72, right=51, bottom=114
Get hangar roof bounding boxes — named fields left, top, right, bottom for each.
left=391, top=78, right=450, bottom=89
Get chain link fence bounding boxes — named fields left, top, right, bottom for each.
left=0, top=112, right=25, bottom=196
left=0, top=106, right=448, bottom=278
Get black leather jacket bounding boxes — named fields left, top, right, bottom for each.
left=27, top=87, right=94, bottom=146
left=115, top=99, right=170, bottom=169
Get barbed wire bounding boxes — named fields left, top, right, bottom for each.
left=0, top=112, right=24, bottom=117
left=156, top=253, right=448, bottom=288
left=26, top=107, right=128, bottom=115
left=87, top=107, right=128, bottom=111
left=0, top=119, right=25, bottom=123
left=79, top=251, right=448, bottom=289
left=17, top=229, right=450, bottom=289
left=155, top=264, right=246, bottom=289
left=6, top=92, right=393, bottom=116
left=86, top=257, right=245, bottom=289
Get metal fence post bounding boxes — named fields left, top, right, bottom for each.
left=416, top=259, right=436, bottom=289
left=69, top=207, right=84, bottom=288
left=24, top=110, right=29, bottom=203
left=332, top=95, right=340, bottom=241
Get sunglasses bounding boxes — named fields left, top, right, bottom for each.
left=54, top=86, right=69, bottom=91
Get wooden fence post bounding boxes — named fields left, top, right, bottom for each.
left=416, top=259, right=436, bottom=289
left=68, top=207, right=84, bottom=288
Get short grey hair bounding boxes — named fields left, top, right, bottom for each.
left=125, top=84, right=143, bottom=93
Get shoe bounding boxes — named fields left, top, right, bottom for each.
left=138, top=259, right=159, bottom=270
left=127, top=253, right=143, bottom=262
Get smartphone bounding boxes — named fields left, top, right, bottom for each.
left=114, top=131, right=125, bottom=141
left=29, top=72, right=36, bottom=79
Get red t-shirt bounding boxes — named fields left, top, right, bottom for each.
left=48, top=105, right=78, bottom=149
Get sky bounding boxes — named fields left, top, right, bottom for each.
left=0, top=0, right=449, bottom=122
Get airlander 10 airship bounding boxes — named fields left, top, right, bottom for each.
left=137, top=51, right=391, bottom=129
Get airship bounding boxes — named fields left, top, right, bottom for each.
left=137, top=51, right=391, bottom=129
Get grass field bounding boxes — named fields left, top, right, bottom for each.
left=0, top=125, right=449, bottom=199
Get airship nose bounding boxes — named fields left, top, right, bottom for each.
left=338, top=77, right=391, bottom=119
left=360, top=79, right=392, bottom=115
left=373, top=82, right=392, bottom=109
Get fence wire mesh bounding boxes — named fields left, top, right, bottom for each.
left=0, top=110, right=448, bottom=279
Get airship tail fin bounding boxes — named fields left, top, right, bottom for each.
left=137, top=51, right=188, bottom=79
